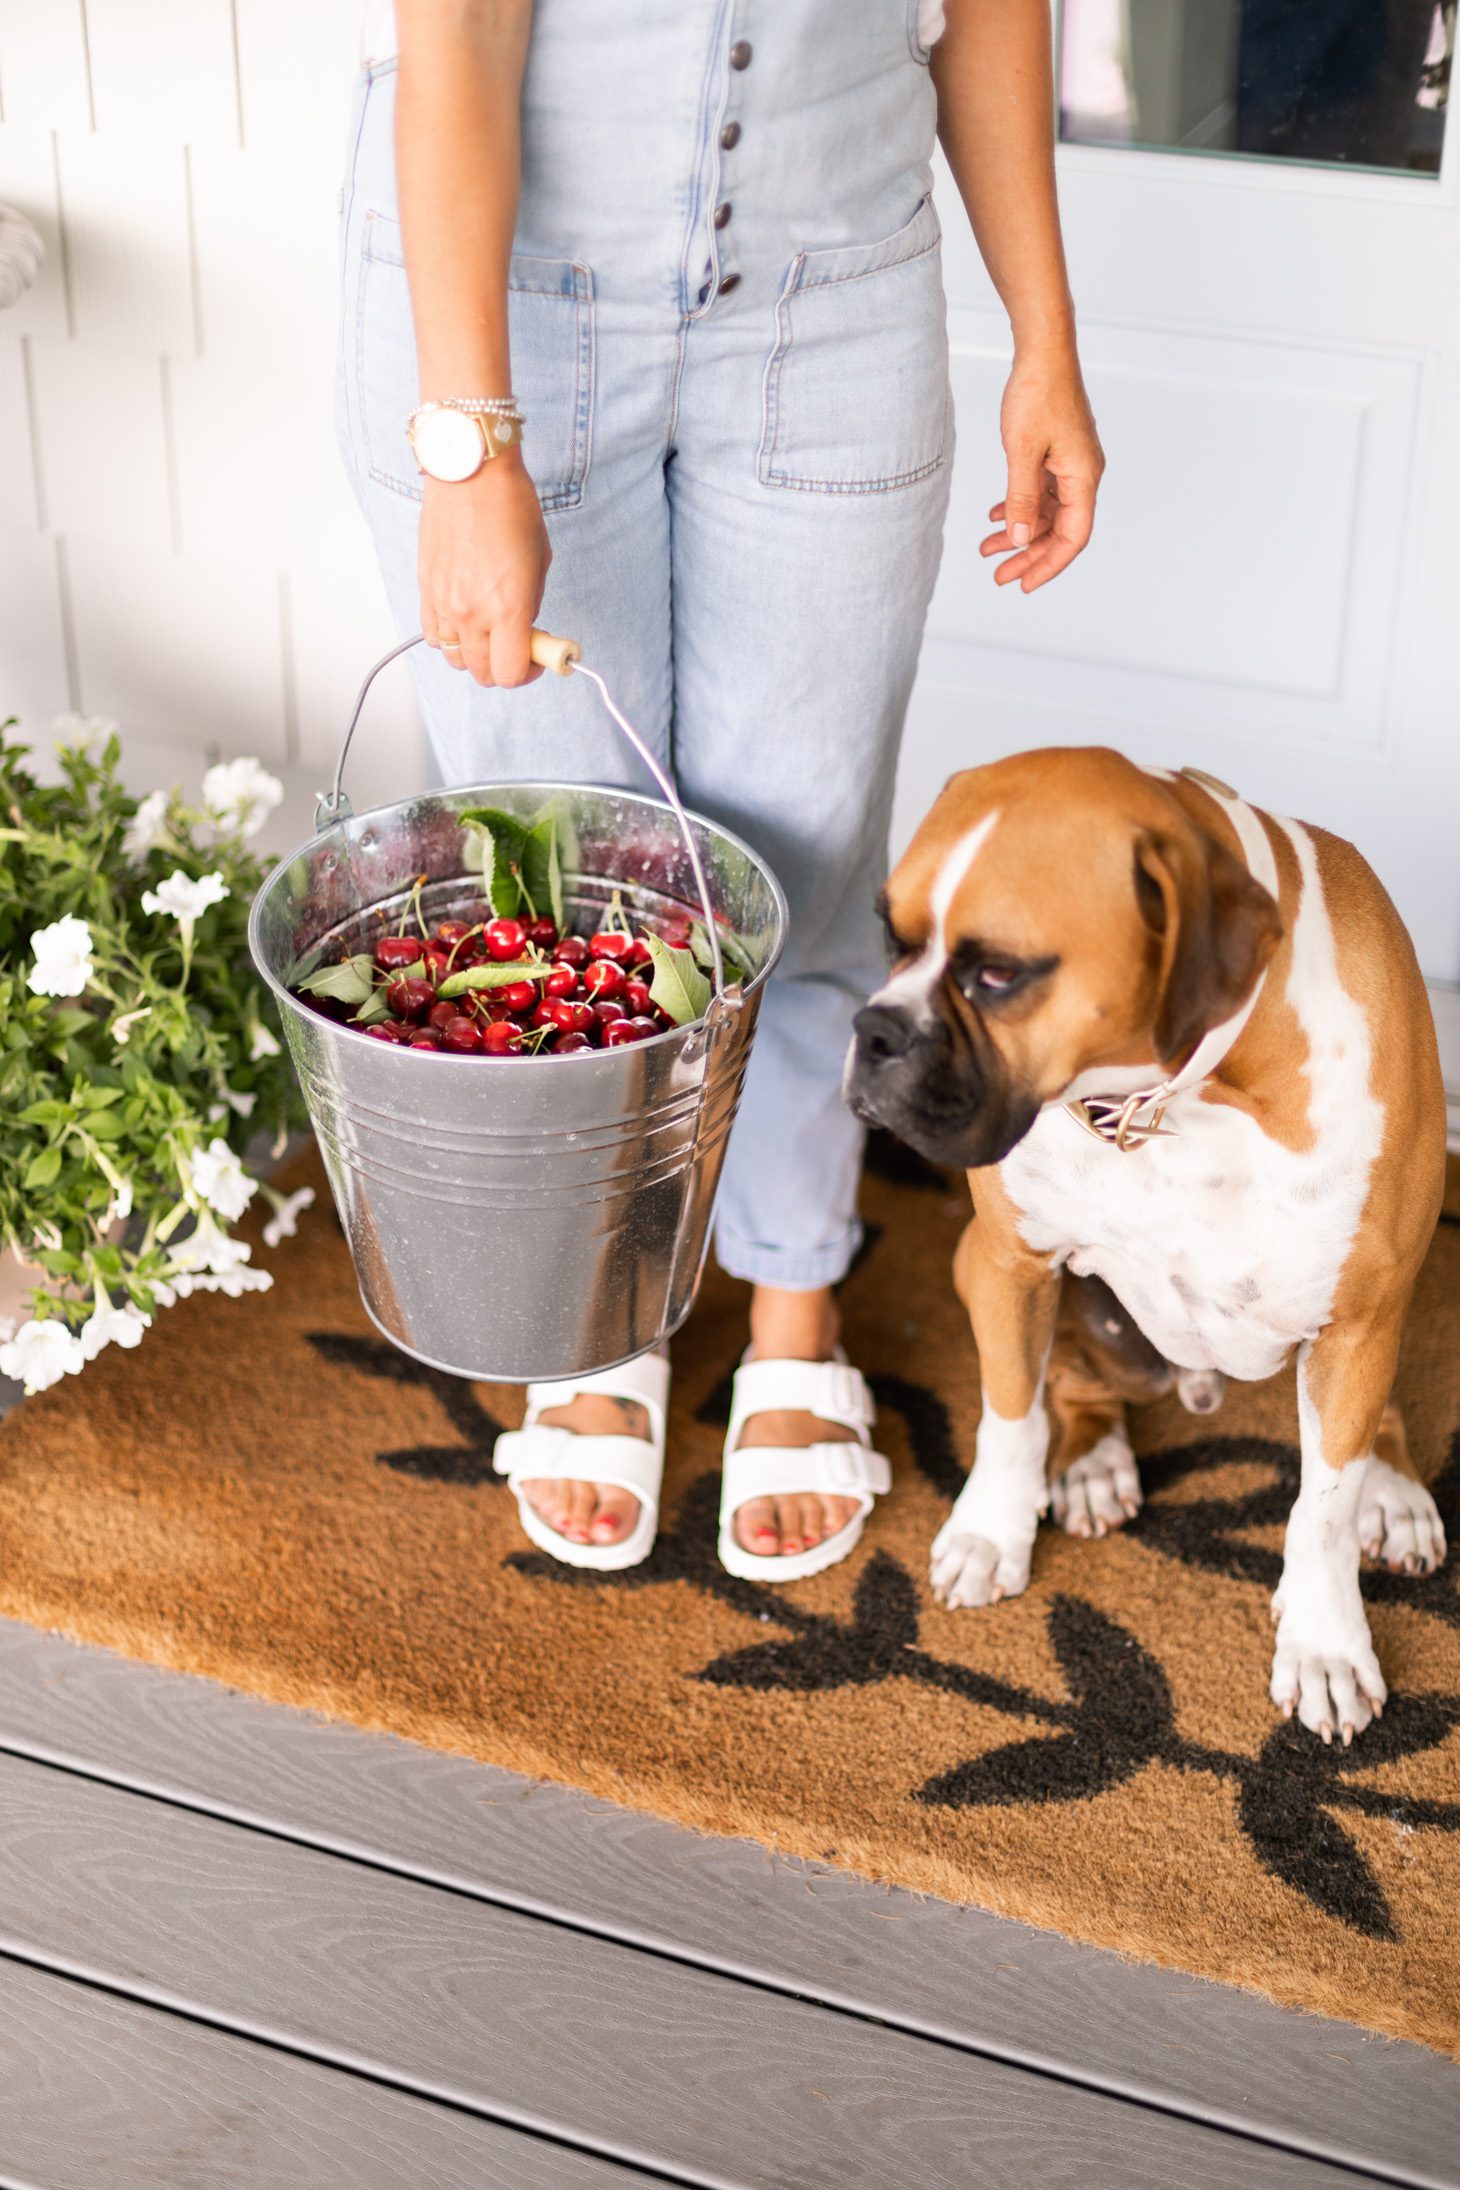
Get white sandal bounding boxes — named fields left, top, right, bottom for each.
left=717, top=1352, right=892, bottom=1583
left=492, top=1352, right=670, bottom=1571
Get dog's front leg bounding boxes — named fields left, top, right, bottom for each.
left=1271, top=1311, right=1405, bottom=1743
left=930, top=1203, right=1059, bottom=1610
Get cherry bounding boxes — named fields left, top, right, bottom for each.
left=485, top=917, right=527, bottom=961
left=525, top=917, right=559, bottom=952
left=408, top=1029, right=443, bottom=1050
left=591, top=999, right=627, bottom=1028
left=499, top=979, right=538, bottom=1014
left=374, top=935, right=422, bottom=972
left=452, top=938, right=485, bottom=968
left=624, top=935, right=655, bottom=970
left=386, top=976, right=435, bottom=1022
left=481, top=1019, right=524, bottom=1055
left=626, top=1015, right=662, bottom=1040
left=553, top=936, right=589, bottom=970
left=365, top=1021, right=407, bottom=1042
left=554, top=1031, right=594, bottom=1055
left=623, top=978, right=654, bottom=1016
left=589, top=930, right=634, bottom=963
left=530, top=1001, right=559, bottom=1029
left=442, top=1015, right=483, bottom=1053
left=543, top=964, right=579, bottom=1000
left=428, top=999, right=459, bottom=1032
left=582, top=959, right=626, bottom=1000
left=421, top=940, right=453, bottom=980
left=549, top=999, right=594, bottom=1034
left=603, top=1017, right=651, bottom=1047
left=434, top=919, right=471, bottom=944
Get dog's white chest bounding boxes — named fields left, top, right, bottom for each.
left=1000, top=820, right=1384, bottom=1382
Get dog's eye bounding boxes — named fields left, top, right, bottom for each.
left=974, top=964, right=1021, bottom=995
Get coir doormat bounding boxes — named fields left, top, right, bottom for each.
left=2, top=1138, right=1459, bottom=2056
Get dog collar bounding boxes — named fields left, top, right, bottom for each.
left=1064, top=770, right=1278, bottom=1152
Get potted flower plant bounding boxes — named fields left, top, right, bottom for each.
left=0, top=716, right=310, bottom=1395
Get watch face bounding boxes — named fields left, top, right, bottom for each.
left=410, top=406, right=484, bottom=483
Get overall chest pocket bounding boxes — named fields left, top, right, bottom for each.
left=758, top=193, right=948, bottom=495
left=355, top=212, right=594, bottom=510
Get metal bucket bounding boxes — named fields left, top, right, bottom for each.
left=248, top=635, right=787, bottom=1383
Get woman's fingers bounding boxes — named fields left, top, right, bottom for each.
left=488, top=614, right=542, bottom=689
left=1001, top=447, right=1048, bottom=551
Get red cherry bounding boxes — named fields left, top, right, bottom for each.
left=481, top=1019, right=524, bottom=1055
left=549, top=999, right=594, bottom=1034
left=591, top=999, right=627, bottom=1028
left=589, top=930, right=634, bottom=963
left=442, top=1016, right=484, bottom=1053
left=365, top=1021, right=407, bottom=1042
left=525, top=917, right=559, bottom=952
left=408, top=1029, right=444, bottom=1050
left=530, top=1001, right=559, bottom=1029
left=428, top=999, right=459, bottom=1032
left=624, top=935, right=654, bottom=970
left=421, top=941, right=452, bottom=981
left=499, top=979, right=538, bottom=1014
left=387, top=976, right=435, bottom=1023
left=434, top=919, right=470, bottom=944
left=553, top=936, right=590, bottom=970
left=374, top=935, right=422, bottom=972
left=485, top=917, right=527, bottom=961
left=627, top=1015, right=662, bottom=1040
left=623, top=978, right=654, bottom=1016
left=582, top=959, right=626, bottom=1000
left=554, top=1030, right=594, bottom=1054
left=453, top=938, right=485, bottom=967
left=603, top=1017, right=651, bottom=1047
left=543, top=964, right=578, bottom=1000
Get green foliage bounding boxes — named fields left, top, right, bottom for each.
left=644, top=933, right=712, bottom=1027
left=0, top=722, right=304, bottom=1351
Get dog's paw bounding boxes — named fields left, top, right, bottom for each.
left=1050, top=1432, right=1142, bottom=1538
left=1359, top=1459, right=1447, bottom=1576
left=930, top=1482, right=1043, bottom=1609
left=1269, top=1597, right=1386, bottom=1744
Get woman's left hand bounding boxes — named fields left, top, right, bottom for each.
left=983, top=345, right=1105, bottom=592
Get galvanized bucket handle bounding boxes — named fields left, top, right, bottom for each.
left=316, top=628, right=735, bottom=1005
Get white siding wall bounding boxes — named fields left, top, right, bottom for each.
left=0, top=0, right=422, bottom=850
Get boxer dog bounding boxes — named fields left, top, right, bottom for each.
left=846, top=749, right=1447, bottom=1743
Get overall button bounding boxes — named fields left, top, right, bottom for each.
left=720, top=120, right=741, bottom=150
left=713, top=201, right=732, bottom=230
left=717, top=272, right=741, bottom=295
left=729, top=40, right=752, bottom=68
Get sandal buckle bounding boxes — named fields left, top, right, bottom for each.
left=826, top=1363, right=869, bottom=1425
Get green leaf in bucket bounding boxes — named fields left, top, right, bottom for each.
left=644, top=934, right=711, bottom=1028
left=351, top=987, right=394, bottom=1026
left=688, top=919, right=753, bottom=986
left=437, top=959, right=552, bottom=1001
left=297, top=953, right=375, bottom=1005
left=521, top=814, right=564, bottom=932
left=461, top=808, right=528, bottom=919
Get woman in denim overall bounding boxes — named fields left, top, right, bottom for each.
left=339, top=0, right=1103, bottom=1580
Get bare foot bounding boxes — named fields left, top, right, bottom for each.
left=731, top=1283, right=862, bottom=1561
left=519, top=1391, right=648, bottom=1550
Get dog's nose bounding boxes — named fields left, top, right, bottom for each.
left=853, top=1003, right=914, bottom=1064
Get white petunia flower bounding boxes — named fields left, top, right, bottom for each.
left=122, top=789, right=170, bottom=861
left=101, top=1176, right=134, bottom=1225
left=220, top=1086, right=256, bottom=1119
left=185, top=1138, right=255, bottom=1223
left=141, top=868, right=229, bottom=929
left=27, top=914, right=96, bottom=998
left=262, top=1185, right=315, bottom=1250
left=53, top=711, right=119, bottom=753
left=111, top=1005, right=153, bottom=1048
left=249, top=1019, right=282, bottom=1061
left=203, top=757, right=284, bottom=841
left=0, top=1317, right=86, bottom=1394
left=169, top=1207, right=253, bottom=1277
left=79, top=1300, right=151, bottom=1361
left=191, top=1266, right=273, bottom=1298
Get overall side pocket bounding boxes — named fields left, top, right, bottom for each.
left=354, top=212, right=595, bottom=509
left=758, top=193, right=948, bottom=497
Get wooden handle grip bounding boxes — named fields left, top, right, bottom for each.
left=530, top=629, right=582, bottom=676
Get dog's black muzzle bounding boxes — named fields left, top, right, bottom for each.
left=846, top=1000, right=1039, bottom=1172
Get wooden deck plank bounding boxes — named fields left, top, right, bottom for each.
left=0, top=1619, right=1451, bottom=2189
left=0, top=1955, right=661, bottom=2190
left=0, top=1745, right=1372, bottom=2190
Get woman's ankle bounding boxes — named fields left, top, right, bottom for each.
left=747, top=1283, right=840, bottom=1363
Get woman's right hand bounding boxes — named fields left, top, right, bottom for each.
left=418, top=451, right=552, bottom=688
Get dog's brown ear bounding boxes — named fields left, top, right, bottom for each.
left=1134, top=826, right=1282, bottom=1066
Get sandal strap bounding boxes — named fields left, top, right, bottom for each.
left=727, top=1356, right=874, bottom=1448
left=493, top=1425, right=663, bottom=1521
left=523, top=1351, right=669, bottom=1448
left=719, top=1441, right=892, bottom=1523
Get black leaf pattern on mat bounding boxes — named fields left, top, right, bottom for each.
left=304, top=1333, right=506, bottom=1486
left=312, top=1319, right=1460, bottom=1942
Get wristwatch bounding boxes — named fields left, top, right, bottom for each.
left=407, top=399, right=524, bottom=484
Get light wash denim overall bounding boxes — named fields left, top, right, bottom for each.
left=338, top=0, right=952, bottom=1291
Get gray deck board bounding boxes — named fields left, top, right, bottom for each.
left=0, top=1744, right=1377, bottom=2190
left=0, top=1956, right=659, bottom=2190
left=0, top=1619, right=1453, bottom=2188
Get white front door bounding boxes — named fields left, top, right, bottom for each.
left=898, top=5, right=1460, bottom=980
